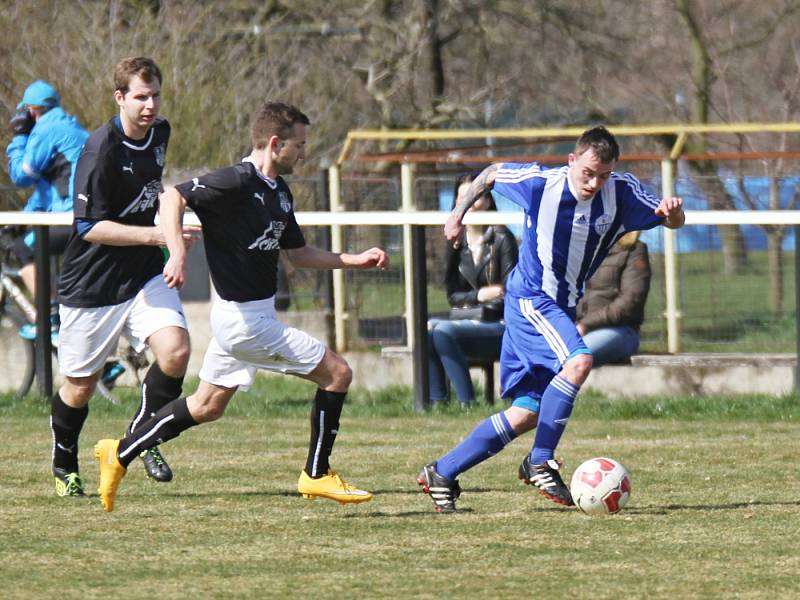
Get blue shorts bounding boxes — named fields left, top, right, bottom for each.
left=500, top=293, right=589, bottom=404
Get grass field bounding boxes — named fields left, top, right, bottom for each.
left=1, top=379, right=799, bottom=599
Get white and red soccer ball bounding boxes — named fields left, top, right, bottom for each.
left=570, top=457, right=631, bottom=515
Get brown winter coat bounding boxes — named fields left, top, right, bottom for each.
left=576, top=239, right=651, bottom=332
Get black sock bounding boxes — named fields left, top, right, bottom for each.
left=304, top=388, right=345, bottom=478
left=117, top=397, right=197, bottom=468
left=50, top=392, right=88, bottom=473
left=127, top=362, right=184, bottom=435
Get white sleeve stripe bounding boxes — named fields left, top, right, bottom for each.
left=496, top=165, right=559, bottom=184
left=619, top=173, right=660, bottom=209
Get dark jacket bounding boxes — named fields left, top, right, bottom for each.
left=576, top=239, right=651, bottom=331
left=445, top=225, right=518, bottom=321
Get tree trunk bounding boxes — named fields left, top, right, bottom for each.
left=767, top=231, right=784, bottom=315
left=767, top=175, right=783, bottom=315
left=676, top=0, right=748, bottom=274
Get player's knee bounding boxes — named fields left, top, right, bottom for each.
left=322, top=352, right=352, bottom=390
left=505, top=405, right=538, bottom=433
left=156, top=341, right=190, bottom=375
left=61, top=377, right=97, bottom=406
left=332, top=357, right=353, bottom=389
left=563, top=353, right=593, bottom=385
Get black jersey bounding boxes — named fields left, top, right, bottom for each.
left=175, top=160, right=306, bottom=302
left=58, top=118, right=170, bottom=307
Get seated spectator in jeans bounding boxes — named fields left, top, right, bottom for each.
left=576, top=231, right=651, bottom=366
left=428, top=174, right=519, bottom=406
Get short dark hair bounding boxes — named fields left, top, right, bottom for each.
left=575, top=126, right=620, bottom=163
left=251, top=102, right=310, bottom=150
left=114, top=57, right=162, bottom=95
left=451, top=172, right=496, bottom=211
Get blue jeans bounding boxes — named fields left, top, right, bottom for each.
left=428, top=318, right=505, bottom=405
left=582, top=326, right=640, bottom=367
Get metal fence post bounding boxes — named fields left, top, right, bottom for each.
left=795, top=225, right=799, bottom=396
left=401, top=163, right=415, bottom=349
left=33, top=225, right=52, bottom=396
left=318, top=168, right=336, bottom=349
left=661, top=159, right=681, bottom=353
left=411, top=224, right=430, bottom=412
left=328, top=165, right=347, bottom=353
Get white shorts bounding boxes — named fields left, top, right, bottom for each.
left=58, top=275, right=187, bottom=377
left=199, top=296, right=326, bottom=390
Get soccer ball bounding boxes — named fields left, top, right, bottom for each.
left=570, top=457, right=631, bottom=515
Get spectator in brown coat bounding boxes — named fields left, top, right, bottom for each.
left=576, top=231, right=651, bottom=366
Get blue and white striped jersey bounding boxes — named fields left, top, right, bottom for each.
left=494, top=162, right=663, bottom=308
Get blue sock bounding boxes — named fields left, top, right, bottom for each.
left=436, top=412, right=517, bottom=480
left=531, top=376, right=579, bottom=464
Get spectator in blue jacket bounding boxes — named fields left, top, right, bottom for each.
left=6, top=80, right=89, bottom=298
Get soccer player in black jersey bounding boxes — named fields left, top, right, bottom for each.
left=94, top=102, right=389, bottom=512
left=51, top=57, right=196, bottom=498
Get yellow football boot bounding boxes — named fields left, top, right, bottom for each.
left=94, top=439, right=127, bottom=512
left=297, top=470, right=372, bottom=504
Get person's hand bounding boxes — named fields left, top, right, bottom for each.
left=477, top=285, right=504, bottom=303
left=655, top=196, right=684, bottom=227
left=351, top=247, right=390, bottom=270
left=444, top=212, right=465, bottom=248
left=163, top=253, right=187, bottom=289
left=10, top=109, right=34, bottom=136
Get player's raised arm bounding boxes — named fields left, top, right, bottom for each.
left=445, top=163, right=499, bottom=247
left=655, top=196, right=685, bottom=229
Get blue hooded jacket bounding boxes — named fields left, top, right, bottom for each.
left=6, top=105, right=89, bottom=213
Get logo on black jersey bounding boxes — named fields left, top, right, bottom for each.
left=254, top=192, right=265, bottom=206
left=190, top=177, right=206, bottom=192
left=278, top=191, right=291, bottom=213
left=247, top=221, right=286, bottom=251
left=119, top=179, right=161, bottom=217
left=123, top=162, right=134, bottom=174
left=154, top=144, right=166, bottom=167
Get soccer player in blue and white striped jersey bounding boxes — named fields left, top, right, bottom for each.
left=418, top=126, right=684, bottom=513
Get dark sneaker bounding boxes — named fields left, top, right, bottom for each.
left=140, top=446, right=173, bottom=482
left=518, top=456, right=574, bottom=506
left=417, top=463, right=461, bottom=513
left=53, top=467, right=85, bottom=497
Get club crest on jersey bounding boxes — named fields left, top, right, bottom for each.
left=278, top=191, right=292, bottom=213
left=594, top=214, right=613, bottom=235
left=154, top=144, right=166, bottom=167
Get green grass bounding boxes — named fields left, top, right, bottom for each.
left=642, top=249, right=797, bottom=352
left=1, top=378, right=799, bottom=599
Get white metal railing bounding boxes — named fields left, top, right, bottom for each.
left=2, top=208, right=800, bottom=356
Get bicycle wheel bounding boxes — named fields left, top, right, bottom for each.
left=0, top=306, right=36, bottom=397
